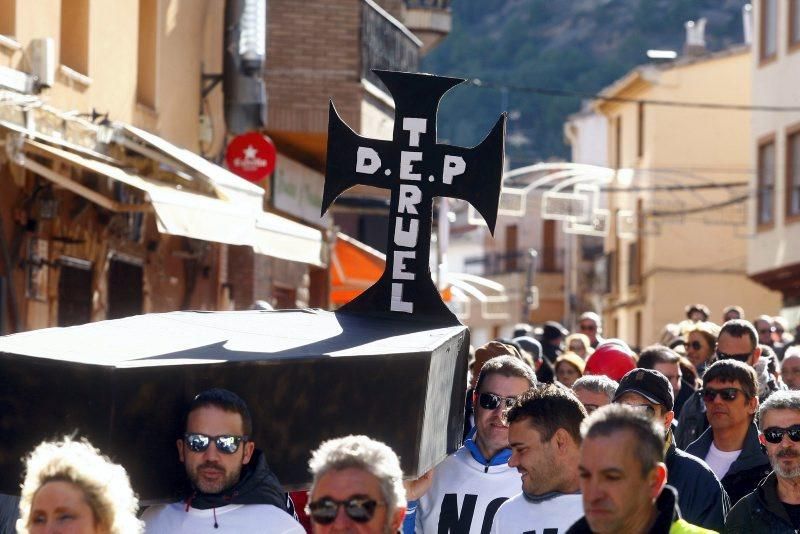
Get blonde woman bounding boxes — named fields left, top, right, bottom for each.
left=565, top=333, right=594, bottom=359
left=17, top=437, right=143, bottom=534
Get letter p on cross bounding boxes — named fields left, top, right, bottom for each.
left=442, top=155, right=465, bottom=185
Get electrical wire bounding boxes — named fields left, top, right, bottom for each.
left=469, top=79, right=800, bottom=112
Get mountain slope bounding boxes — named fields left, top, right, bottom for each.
left=422, top=0, right=749, bottom=166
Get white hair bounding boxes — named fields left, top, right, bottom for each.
left=309, top=435, right=406, bottom=514
left=17, top=437, right=143, bottom=534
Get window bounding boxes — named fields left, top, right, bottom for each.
left=760, top=0, right=778, bottom=62
left=137, top=0, right=157, bottom=107
left=614, top=116, right=622, bottom=168
left=787, top=127, right=800, bottom=219
left=0, top=0, right=15, bottom=37
left=791, top=0, right=800, bottom=50
left=60, top=0, right=90, bottom=74
left=637, top=102, right=644, bottom=158
left=757, top=137, right=776, bottom=227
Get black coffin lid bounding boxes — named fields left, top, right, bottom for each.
left=0, top=309, right=468, bottom=501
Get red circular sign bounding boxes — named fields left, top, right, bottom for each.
left=225, top=132, right=276, bottom=183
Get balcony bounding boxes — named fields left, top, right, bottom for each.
left=362, top=1, right=420, bottom=90
left=402, top=0, right=452, bottom=53
left=463, top=248, right=565, bottom=277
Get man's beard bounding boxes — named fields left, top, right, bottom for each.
left=771, top=448, right=800, bottom=479
left=188, top=461, right=242, bottom=494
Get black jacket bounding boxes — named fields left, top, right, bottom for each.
left=184, top=449, right=295, bottom=516
left=566, top=486, right=687, bottom=534
left=724, top=471, right=798, bottom=533
left=666, top=439, right=729, bottom=531
left=676, top=390, right=708, bottom=450
left=686, top=423, right=772, bottom=507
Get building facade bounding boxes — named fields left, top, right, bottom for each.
left=748, top=0, right=800, bottom=325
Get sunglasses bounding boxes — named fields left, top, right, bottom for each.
left=478, top=392, right=517, bottom=411
left=579, top=324, right=596, bottom=332
left=715, top=349, right=751, bottom=363
left=701, top=387, right=748, bottom=403
left=307, top=497, right=383, bottom=524
left=685, top=340, right=703, bottom=351
left=183, top=433, right=248, bottom=454
left=763, top=425, right=800, bottom=444
left=622, top=403, right=656, bottom=417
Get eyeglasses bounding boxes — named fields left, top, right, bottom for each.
left=579, top=323, right=596, bottom=332
left=307, top=497, right=384, bottom=524
left=183, top=433, right=248, bottom=454
left=685, top=340, right=703, bottom=351
left=715, top=349, right=751, bottom=363
left=621, top=403, right=656, bottom=417
left=701, top=387, right=748, bottom=403
left=763, top=425, right=800, bottom=444
left=478, top=392, right=517, bottom=411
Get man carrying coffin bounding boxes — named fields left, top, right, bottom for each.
left=143, top=388, right=303, bottom=533
left=404, top=356, right=537, bottom=533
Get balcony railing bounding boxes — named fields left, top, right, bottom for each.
left=404, top=0, right=451, bottom=8
left=463, top=248, right=565, bottom=277
left=361, top=1, right=420, bottom=89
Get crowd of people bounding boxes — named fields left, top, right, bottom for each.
left=4, top=304, right=800, bottom=533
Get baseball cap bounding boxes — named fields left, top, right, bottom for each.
left=614, top=368, right=674, bottom=411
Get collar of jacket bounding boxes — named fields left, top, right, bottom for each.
left=464, top=434, right=511, bottom=468
left=755, top=471, right=795, bottom=525
left=689, top=422, right=767, bottom=475
left=566, top=486, right=680, bottom=534
left=184, top=449, right=289, bottom=511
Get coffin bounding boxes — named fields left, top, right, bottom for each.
left=0, top=308, right=468, bottom=501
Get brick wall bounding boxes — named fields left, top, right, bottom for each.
left=265, top=0, right=364, bottom=133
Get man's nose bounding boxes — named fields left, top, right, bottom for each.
left=331, top=504, right=351, bottom=528
left=508, top=451, right=519, bottom=468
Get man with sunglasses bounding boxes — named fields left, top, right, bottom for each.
left=686, top=360, right=772, bottom=506
left=405, top=355, right=537, bottom=533
left=307, top=435, right=406, bottom=533
left=725, top=391, right=800, bottom=532
left=142, top=388, right=303, bottom=533
left=612, top=367, right=728, bottom=531
left=577, top=311, right=604, bottom=349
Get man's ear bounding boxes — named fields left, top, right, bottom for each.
left=663, top=411, right=675, bottom=430
left=177, top=439, right=186, bottom=463
left=242, top=440, right=255, bottom=465
left=649, top=463, right=667, bottom=500
left=554, top=428, right=572, bottom=453
left=391, top=507, right=406, bottom=532
left=749, top=395, right=760, bottom=416
left=758, top=433, right=767, bottom=446
left=750, top=345, right=763, bottom=366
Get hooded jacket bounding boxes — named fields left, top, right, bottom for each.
left=723, top=471, right=799, bottom=533
left=686, top=423, right=772, bottom=506
left=565, top=486, right=713, bottom=533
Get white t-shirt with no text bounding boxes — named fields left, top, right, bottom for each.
left=704, top=442, right=741, bottom=480
left=142, top=502, right=305, bottom=534
left=490, top=491, right=583, bottom=534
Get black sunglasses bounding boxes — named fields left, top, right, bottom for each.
left=183, top=433, right=248, bottom=454
left=763, top=425, right=800, bottom=444
left=478, top=392, right=516, bottom=411
left=685, top=340, right=703, bottom=351
left=306, top=497, right=383, bottom=524
left=702, top=387, right=748, bottom=403
left=715, top=349, right=751, bottom=363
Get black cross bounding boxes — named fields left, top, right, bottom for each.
left=323, top=70, right=506, bottom=325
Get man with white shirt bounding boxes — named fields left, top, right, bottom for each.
left=686, top=360, right=771, bottom=506
left=405, top=355, right=537, bottom=533
left=490, top=384, right=585, bottom=534
left=143, top=388, right=303, bottom=533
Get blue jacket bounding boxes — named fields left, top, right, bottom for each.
left=686, top=423, right=772, bottom=507
left=666, top=439, right=729, bottom=531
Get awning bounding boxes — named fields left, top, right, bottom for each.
left=8, top=135, right=325, bottom=266
left=331, top=233, right=387, bottom=305
left=114, top=124, right=265, bottom=211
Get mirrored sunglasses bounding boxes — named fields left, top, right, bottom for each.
left=307, top=497, right=382, bottom=524
left=763, top=425, right=800, bottom=444
left=183, top=433, right=248, bottom=454
left=478, top=392, right=516, bottom=411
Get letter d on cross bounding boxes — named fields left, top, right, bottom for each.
left=356, top=147, right=381, bottom=174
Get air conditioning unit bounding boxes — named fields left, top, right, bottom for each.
left=29, top=37, right=55, bottom=89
